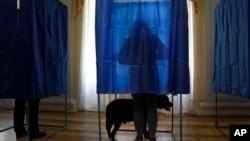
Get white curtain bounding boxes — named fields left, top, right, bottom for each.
left=78, top=0, right=194, bottom=114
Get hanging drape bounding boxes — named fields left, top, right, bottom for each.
left=212, top=0, right=250, bottom=99
left=169, top=0, right=190, bottom=94
left=0, top=0, right=68, bottom=100
left=95, top=0, right=190, bottom=95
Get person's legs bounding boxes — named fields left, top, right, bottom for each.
left=13, top=99, right=26, bottom=137
left=145, top=94, right=158, bottom=139
left=13, top=99, right=26, bottom=138
left=132, top=94, right=145, bottom=139
left=28, top=99, right=40, bottom=134
left=28, top=99, right=46, bottom=138
left=14, top=99, right=26, bottom=138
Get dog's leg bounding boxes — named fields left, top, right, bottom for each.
left=106, top=117, right=113, bottom=139
left=110, top=121, right=122, bottom=141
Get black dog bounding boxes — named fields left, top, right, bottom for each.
left=106, top=95, right=173, bottom=141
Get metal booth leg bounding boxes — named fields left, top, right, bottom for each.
left=180, top=94, right=183, bottom=141
left=98, top=94, right=102, bottom=141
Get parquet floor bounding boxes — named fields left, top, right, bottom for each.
left=1, top=109, right=250, bottom=141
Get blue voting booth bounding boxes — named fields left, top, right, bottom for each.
left=0, top=0, right=68, bottom=140
left=95, top=0, right=190, bottom=140
left=213, top=0, right=250, bottom=129
left=0, top=0, right=68, bottom=100
left=213, top=0, right=250, bottom=99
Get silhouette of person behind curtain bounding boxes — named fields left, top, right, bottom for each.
left=119, top=19, right=168, bottom=93
left=118, top=19, right=168, bottom=141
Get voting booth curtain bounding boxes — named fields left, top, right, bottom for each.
left=212, top=0, right=250, bottom=99
left=95, top=0, right=190, bottom=95
left=0, top=0, right=68, bottom=100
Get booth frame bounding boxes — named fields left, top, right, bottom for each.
left=0, top=93, right=68, bottom=141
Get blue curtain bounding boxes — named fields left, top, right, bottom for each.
left=0, top=0, right=68, bottom=99
left=95, top=0, right=189, bottom=95
left=213, top=0, right=250, bottom=99
left=169, top=0, right=190, bottom=95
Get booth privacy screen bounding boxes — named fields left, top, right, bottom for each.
left=95, top=0, right=190, bottom=95
left=0, top=0, right=68, bottom=99
left=213, top=0, right=250, bottom=99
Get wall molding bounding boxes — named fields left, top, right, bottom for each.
left=40, top=95, right=78, bottom=112
left=198, top=99, right=250, bottom=116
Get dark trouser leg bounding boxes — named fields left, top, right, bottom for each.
left=132, top=94, right=145, bottom=137
left=28, top=99, right=40, bottom=134
left=145, top=94, right=158, bottom=138
left=14, top=99, right=26, bottom=133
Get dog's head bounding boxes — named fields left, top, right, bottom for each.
left=157, top=95, right=173, bottom=111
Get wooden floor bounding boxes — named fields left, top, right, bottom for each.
left=1, top=109, right=250, bottom=141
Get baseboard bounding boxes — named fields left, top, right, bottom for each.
left=39, top=96, right=78, bottom=112
left=197, top=100, right=250, bottom=116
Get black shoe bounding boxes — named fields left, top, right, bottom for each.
left=15, top=130, right=26, bottom=139
left=149, top=138, right=156, bottom=141
left=134, top=136, right=143, bottom=141
left=30, top=130, right=46, bottom=139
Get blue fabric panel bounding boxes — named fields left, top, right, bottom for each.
left=249, top=0, right=250, bottom=91
left=58, top=2, right=69, bottom=97
left=0, top=0, right=19, bottom=98
left=95, top=0, right=190, bottom=95
left=213, top=0, right=249, bottom=99
left=169, top=0, right=190, bottom=94
left=0, top=0, right=68, bottom=99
